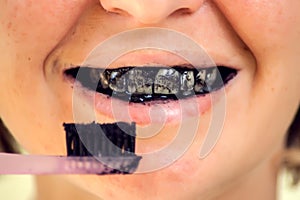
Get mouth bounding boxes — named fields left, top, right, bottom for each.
left=63, top=63, right=238, bottom=124
left=64, top=65, right=237, bottom=103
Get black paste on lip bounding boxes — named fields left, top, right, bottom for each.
left=63, top=122, right=141, bottom=174
left=64, top=65, right=237, bottom=103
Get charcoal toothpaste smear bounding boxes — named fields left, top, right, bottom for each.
left=65, top=65, right=237, bottom=103
left=63, top=122, right=141, bottom=174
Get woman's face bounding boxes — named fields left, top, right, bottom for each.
left=1, top=0, right=300, bottom=199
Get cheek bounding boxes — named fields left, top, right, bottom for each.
left=0, top=0, right=91, bottom=67
left=214, top=0, right=300, bottom=137
left=0, top=0, right=92, bottom=152
left=215, top=0, right=300, bottom=59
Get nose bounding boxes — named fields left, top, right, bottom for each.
left=99, top=0, right=204, bottom=24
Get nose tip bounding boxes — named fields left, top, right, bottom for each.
left=100, top=0, right=203, bottom=24
left=128, top=3, right=179, bottom=24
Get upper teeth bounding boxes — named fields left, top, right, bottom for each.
left=127, top=69, right=154, bottom=94
left=108, top=71, right=126, bottom=92
left=180, top=71, right=194, bottom=96
left=91, top=67, right=221, bottom=97
left=154, top=68, right=180, bottom=95
left=194, top=70, right=206, bottom=93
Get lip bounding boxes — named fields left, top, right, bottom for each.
left=63, top=51, right=238, bottom=126
left=64, top=49, right=240, bottom=71
left=75, top=82, right=213, bottom=125
left=67, top=68, right=234, bottom=126
left=85, top=49, right=216, bottom=69
left=44, top=27, right=250, bottom=126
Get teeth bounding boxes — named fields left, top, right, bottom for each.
left=206, top=68, right=217, bottom=85
left=180, top=71, right=194, bottom=96
left=108, top=70, right=126, bottom=92
left=194, top=69, right=206, bottom=93
left=127, top=70, right=137, bottom=93
left=76, top=66, right=232, bottom=102
left=88, top=68, right=109, bottom=89
left=154, top=68, right=180, bottom=95
left=100, top=68, right=214, bottom=95
left=205, top=68, right=218, bottom=92
left=127, top=69, right=154, bottom=94
left=64, top=65, right=237, bottom=103
left=99, top=72, right=109, bottom=89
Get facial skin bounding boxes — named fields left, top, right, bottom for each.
left=0, top=0, right=300, bottom=200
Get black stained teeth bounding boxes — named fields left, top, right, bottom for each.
left=154, top=68, right=180, bottom=95
left=194, top=70, right=206, bottom=93
left=180, top=71, right=194, bottom=96
left=64, top=65, right=237, bottom=103
left=106, top=68, right=131, bottom=93
left=128, top=69, right=155, bottom=94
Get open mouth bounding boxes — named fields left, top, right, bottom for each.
left=64, top=65, right=237, bottom=103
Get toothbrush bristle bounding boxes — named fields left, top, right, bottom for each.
left=63, top=122, right=140, bottom=174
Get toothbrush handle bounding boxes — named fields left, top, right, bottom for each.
left=0, top=153, right=141, bottom=175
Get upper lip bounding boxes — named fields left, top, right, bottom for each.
left=42, top=23, right=251, bottom=125
left=65, top=50, right=239, bottom=71
left=59, top=50, right=239, bottom=125
left=83, top=50, right=216, bottom=69
left=45, top=26, right=251, bottom=80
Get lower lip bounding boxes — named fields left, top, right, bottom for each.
left=73, top=82, right=213, bottom=126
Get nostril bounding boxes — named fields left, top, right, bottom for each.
left=108, top=7, right=130, bottom=16
left=99, top=0, right=129, bottom=16
left=171, top=8, right=194, bottom=16
left=99, top=0, right=203, bottom=23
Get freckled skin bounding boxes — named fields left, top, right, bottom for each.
left=0, top=0, right=300, bottom=200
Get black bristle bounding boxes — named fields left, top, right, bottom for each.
left=63, top=122, right=137, bottom=157
left=63, top=122, right=141, bottom=175
left=130, top=133, right=135, bottom=153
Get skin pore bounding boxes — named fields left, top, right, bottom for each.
left=0, top=0, right=300, bottom=200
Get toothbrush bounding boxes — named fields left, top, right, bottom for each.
left=0, top=153, right=141, bottom=175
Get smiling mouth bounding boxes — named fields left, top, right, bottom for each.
left=64, top=65, right=237, bottom=103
